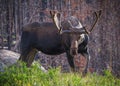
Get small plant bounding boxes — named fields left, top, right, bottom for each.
left=0, top=61, right=120, bottom=86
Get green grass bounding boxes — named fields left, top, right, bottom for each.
left=0, top=62, right=120, bottom=86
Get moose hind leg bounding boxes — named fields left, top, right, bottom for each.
left=19, top=47, right=31, bottom=62
left=19, top=48, right=38, bottom=67
left=26, top=48, right=38, bottom=67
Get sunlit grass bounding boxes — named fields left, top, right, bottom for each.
left=0, top=61, right=120, bottom=86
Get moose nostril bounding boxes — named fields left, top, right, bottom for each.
left=72, top=51, right=76, bottom=55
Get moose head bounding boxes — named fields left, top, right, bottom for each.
left=50, top=10, right=101, bottom=56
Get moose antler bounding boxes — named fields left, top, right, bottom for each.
left=50, top=10, right=62, bottom=33
left=88, top=10, right=102, bottom=34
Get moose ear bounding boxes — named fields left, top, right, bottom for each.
left=50, top=10, right=62, bottom=32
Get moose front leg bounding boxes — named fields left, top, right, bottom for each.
left=81, top=51, right=90, bottom=75
left=66, top=51, right=75, bottom=72
left=66, top=51, right=81, bottom=72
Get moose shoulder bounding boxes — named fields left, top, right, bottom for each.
left=19, top=10, right=101, bottom=74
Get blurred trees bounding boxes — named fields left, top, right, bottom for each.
left=0, top=0, right=119, bottom=77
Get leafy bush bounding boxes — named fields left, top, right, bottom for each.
left=0, top=62, right=120, bottom=86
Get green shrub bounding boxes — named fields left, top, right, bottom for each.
left=0, top=62, right=120, bottom=86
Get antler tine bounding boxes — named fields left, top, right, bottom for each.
left=50, top=11, right=53, bottom=18
left=50, top=10, right=57, bottom=18
left=97, top=10, right=102, bottom=17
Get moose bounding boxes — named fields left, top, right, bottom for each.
left=19, top=10, right=101, bottom=74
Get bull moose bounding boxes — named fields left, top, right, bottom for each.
left=19, top=10, right=101, bottom=74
